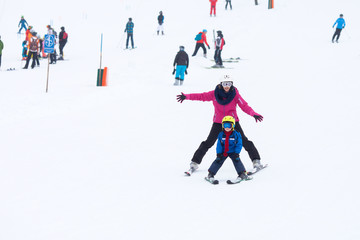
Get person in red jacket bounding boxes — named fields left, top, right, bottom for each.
left=210, top=0, right=218, bottom=17
left=191, top=29, right=210, bottom=57
left=177, top=75, right=264, bottom=174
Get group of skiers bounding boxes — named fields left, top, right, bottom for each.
left=0, top=16, right=68, bottom=70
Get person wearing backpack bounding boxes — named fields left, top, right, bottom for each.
left=191, top=29, right=210, bottom=57
left=23, top=34, right=39, bottom=69
left=58, top=26, right=68, bottom=60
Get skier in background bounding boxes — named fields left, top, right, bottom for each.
left=23, top=33, right=39, bottom=69
left=214, top=30, right=225, bottom=68
left=225, top=0, right=232, bottom=10
left=157, top=11, right=164, bottom=35
left=332, top=14, right=346, bottom=43
left=0, top=36, right=3, bottom=69
left=58, top=26, right=68, bottom=60
left=22, top=40, right=28, bottom=60
left=25, top=26, right=33, bottom=41
left=173, top=46, right=189, bottom=86
left=124, top=18, right=135, bottom=49
left=47, top=25, right=58, bottom=64
left=176, top=75, right=265, bottom=174
left=18, top=16, right=28, bottom=33
left=205, top=116, right=252, bottom=184
left=210, top=0, right=218, bottom=17
left=192, top=29, right=210, bottom=57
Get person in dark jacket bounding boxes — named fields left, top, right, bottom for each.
left=58, top=26, right=68, bottom=60
left=173, top=46, right=189, bottom=86
left=0, top=36, right=3, bottom=68
left=157, top=11, right=164, bottom=35
left=124, top=18, right=135, bottom=49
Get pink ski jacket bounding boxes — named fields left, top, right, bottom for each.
left=184, top=88, right=258, bottom=123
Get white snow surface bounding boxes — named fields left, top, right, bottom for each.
left=1, top=0, right=360, bottom=239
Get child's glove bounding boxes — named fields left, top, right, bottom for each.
left=207, top=45, right=210, bottom=49
left=185, top=69, right=188, bottom=75
left=176, top=93, right=186, bottom=103
left=172, top=68, right=176, bottom=75
left=253, top=114, right=263, bottom=122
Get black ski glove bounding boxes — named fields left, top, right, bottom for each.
left=172, top=68, right=176, bottom=75
left=254, top=115, right=263, bottom=122
left=176, top=92, right=186, bottom=103
left=207, top=45, right=210, bottom=49
left=185, top=70, right=188, bottom=75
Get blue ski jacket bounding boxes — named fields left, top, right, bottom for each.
left=125, top=22, right=134, bottom=34
left=333, top=18, right=345, bottom=29
left=216, top=130, right=242, bottom=154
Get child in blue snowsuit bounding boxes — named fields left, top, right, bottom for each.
left=332, top=14, right=346, bottom=43
left=173, top=46, right=189, bottom=86
left=207, top=116, right=250, bottom=181
left=18, top=16, right=28, bottom=34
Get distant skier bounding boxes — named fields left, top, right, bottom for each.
left=177, top=75, right=265, bottom=175
left=58, top=26, right=68, bottom=60
left=210, top=0, right=218, bottom=17
left=205, top=116, right=252, bottom=184
left=157, top=11, right=164, bottom=35
left=214, top=30, right=225, bottom=68
left=192, top=29, right=210, bottom=57
left=332, top=14, right=346, bottom=43
left=225, top=0, right=232, bottom=10
left=23, top=33, right=39, bottom=69
left=0, top=36, right=3, bottom=68
left=18, top=16, right=28, bottom=34
left=124, top=18, right=135, bottom=49
left=173, top=46, right=189, bottom=86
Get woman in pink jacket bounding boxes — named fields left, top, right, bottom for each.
left=177, top=75, right=264, bottom=173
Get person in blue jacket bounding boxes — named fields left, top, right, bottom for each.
left=205, top=116, right=252, bottom=183
left=18, top=16, right=28, bottom=34
left=332, top=14, right=346, bottom=43
left=124, top=18, right=135, bottom=49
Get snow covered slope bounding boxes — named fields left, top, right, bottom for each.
left=1, top=0, right=360, bottom=239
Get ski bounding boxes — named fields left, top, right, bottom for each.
left=205, top=177, right=219, bottom=185
left=123, top=47, right=137, bottom=50
left=227, top=176, right=253, bottom=184
left=184, top=168, right=195, bottom=176
left=247, top=164, right=268, bottom=176
left=205, top=66, right=234, bottom=69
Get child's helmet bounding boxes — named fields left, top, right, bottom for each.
left=222, top=116, right=235, bottom=130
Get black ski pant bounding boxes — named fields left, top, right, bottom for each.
left=59, top=41, right=67, bottom=57
left=225, top=1, right=232, bottom=10
left=332, top=28, right=342, bottom=42
left=214, top=48, right=222, bottom=65
left=191, top=122, right=261, bottom=164
left=24, top=51, right=37, bottom=68
left=192, top=43, right=207, bottom=56
left=126, top=33, right=134, bottom=48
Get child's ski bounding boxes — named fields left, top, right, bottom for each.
left=247, top=164, right=268, bottom=176
left=205, top=177, right=219, bottom=185
left=227, top=176, right=252, bottom=184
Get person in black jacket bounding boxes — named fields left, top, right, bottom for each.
left=58, top=26, right=68, bottom=60
left=157, top=11, right=164, bottom=35
left=173, top=46, right=189, bottom=86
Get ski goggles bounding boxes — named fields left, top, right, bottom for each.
left=221, top=81, right=233, bottom=87
left=223, top=122, right=233, bottom=129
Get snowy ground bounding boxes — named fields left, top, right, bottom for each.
left=1, top=0, right=360, bottom=239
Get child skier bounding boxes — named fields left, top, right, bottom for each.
left=205, top=116, right=252, bottom=184
left=22, top=40, right=28, bottom=60
left=18, top=16, right=28, bottom=34
left=173, top=46, right=189, bottom=86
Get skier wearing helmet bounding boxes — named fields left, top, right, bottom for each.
left=177, top=75, right=265, bottom=175
left=205, top=116, right=252, bottom=184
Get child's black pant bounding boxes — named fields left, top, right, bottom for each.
left=192, top=43, right=207, bottom=56
left=191, top=122, right=260, bottom=164
left=208, top=153, right=245, bottom=176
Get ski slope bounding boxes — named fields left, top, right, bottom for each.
left=1, top=0, right=360, bottom=239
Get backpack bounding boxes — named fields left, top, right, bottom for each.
left=195, top=33, right=202, bottom=41
left=29, top=38, right=38, bottom=51
left=63, top=32, right=68, bottom=40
